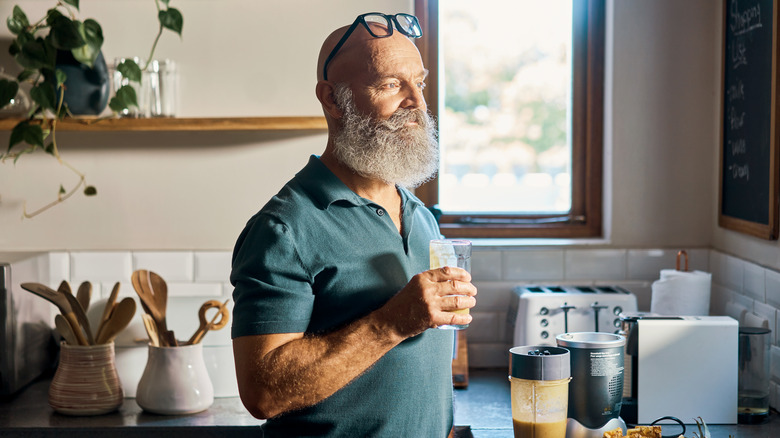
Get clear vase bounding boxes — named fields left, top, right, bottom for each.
left=135, top=343, right=214, bottom=415
left=48, top=342, right=123, bottom=416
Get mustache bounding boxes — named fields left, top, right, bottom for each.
left=377, top=108, right=430, bottom=131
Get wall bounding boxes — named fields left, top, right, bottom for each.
left=0, top=0, right=718, bottom=250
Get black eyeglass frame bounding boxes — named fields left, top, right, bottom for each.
left=322, top=12, right=422, bottom=81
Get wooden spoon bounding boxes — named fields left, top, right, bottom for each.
left=20, top=283, right=89, bottom=346
left=58, top=281, right=95, bottom=345
left=131, top=270, right=176, bottom=346
left=76, top=281, right=92, bottom=313
left=141, top=313, right=160, bottom=347
left=148, top=271, right=178, bottom=346
left=95, top=282, right=121, bottom=342
left=54, top=314, right=79, bottom=345
left=96, top=297, right=136, bottom=344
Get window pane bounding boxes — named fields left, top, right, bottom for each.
left=438, top=0, right=573, bottom=214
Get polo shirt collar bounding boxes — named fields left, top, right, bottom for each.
left=298, top=155, right=425, bottom=213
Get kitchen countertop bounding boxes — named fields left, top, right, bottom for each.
left=1, top=368, right=778, bottom=437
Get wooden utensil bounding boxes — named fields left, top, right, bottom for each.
left=95, top=297, right=136, bottom=344
left=131, top=270, right=176, bottom=346
left=76, top=281, right=92, bottom=313
left=20, top=283, right=89, bottom=346
left=147, top=271, right=178, bottom=345
left=58, top=281, right=95, bottom=345
left=186, top=299, right=230, bottom=345
left=54, top=314, right=79, bottom=345
left=95, top=282, right=121, bottom=343
left=142, top=314, right=161, bottom=347
left=95, top=282, right=120, bottom=341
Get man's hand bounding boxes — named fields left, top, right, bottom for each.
left=375, top=266, right=477, bottom=339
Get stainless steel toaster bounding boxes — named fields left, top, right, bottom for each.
left=0, top=262, right=57, bottom=397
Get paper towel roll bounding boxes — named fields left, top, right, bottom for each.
left=744, top=311, right=769, bottom=329
left=650, top=269, right=712, bottom=316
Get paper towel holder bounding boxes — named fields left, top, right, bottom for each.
left=676, top=250, right=689, bottom=272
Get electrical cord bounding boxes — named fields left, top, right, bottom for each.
left=649, top=416, right=686, bottom=438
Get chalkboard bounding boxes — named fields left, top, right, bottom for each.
left=720, top=0, right=780, bottom=240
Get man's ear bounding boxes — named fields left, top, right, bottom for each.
left=316, top=81, right=344, bottom=119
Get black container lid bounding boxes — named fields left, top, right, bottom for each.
left=509, top=345, right=570, bottom=381
left=739, top=326, right=771, bottom=335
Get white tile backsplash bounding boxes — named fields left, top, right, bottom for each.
left=194, top=252, right=232, bottom=283
left=564, top=249, right=626, bottom=280
left=723, top=253, right=745, bottom=292
left=626, top=249, right=710, bottom=283
left=47, top=252, right=70, bottom=285
left=767, top=269, right=780, bottom=309
left=502, top=250, right=564, bottom=281
left=166, top=282, right=223, bottom=298
left=70, top=252, right=132, bottom=283
left=471, top=249, right=502, bottom=281
left=132, top=251, right=194, bottom=281
left=743, top=262, right=767, bottom=302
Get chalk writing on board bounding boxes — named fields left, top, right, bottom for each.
left=730, top=1, right=763, bottom=36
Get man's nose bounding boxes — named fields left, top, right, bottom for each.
left=402, top=85, right=426, bottom=111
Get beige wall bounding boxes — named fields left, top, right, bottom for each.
left=0, top=0, right=722, bottom=252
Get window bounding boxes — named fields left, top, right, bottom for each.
left=414, top=0, right=604, bottom=238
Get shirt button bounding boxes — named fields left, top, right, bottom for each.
left=376, top=208, right=385, bottom=216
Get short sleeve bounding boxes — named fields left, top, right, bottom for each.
left=230, top=214, right=314, bottom=337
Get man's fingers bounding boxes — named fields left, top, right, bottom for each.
left=441, top=294, right=476, bottom=312
left=428, top=266, right=472, bottom=282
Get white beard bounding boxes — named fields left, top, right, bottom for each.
left=331, top=84, right=439, bottom=188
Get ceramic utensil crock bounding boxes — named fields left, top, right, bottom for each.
left=48, top=342, right=123, bottom=415
left=135, top=342, right=214, bottom=414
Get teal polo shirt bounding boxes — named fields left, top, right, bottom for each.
left=231, top=155, right=454, bottom=438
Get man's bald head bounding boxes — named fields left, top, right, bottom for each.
left=317, top=21, right=421, bottom=83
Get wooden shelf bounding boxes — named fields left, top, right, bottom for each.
left=0, top=116, right=327, bottom=132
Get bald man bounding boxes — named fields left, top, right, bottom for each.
left=230, top=13, right=477, bottom=437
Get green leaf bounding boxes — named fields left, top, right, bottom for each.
left=160, top=0, right=171, bottom=6
left=71, top=19, right=103, bottom=67
left=30, top=82, right=56, bottom=112
left=62, top=0, right=80, bottom=9
left=55, top=69, right=67, bottom=88
left=17, top=69, right=35, bottom=82
left=16, top=38, right=54, bottom=70
left=46, top=8, right=65, bottom=27
left=0, top=79, right=19, bottom=109
left=117, top=59, right=142, bottom=83
left=83, top=186, right=97, bottom=196
left=81, top=19, right=103, bottom=47
left=50, top=16, right=85, bottom=50
left=9, top=121, right=45, bottom=149
left=7, top=6, right=29, bottom=35
left=109, top=84, right=138, bottom=112
left=44, top=141, right=54, bottom=154
left=159, top=8, right=183, bottom=36
left=59, top=185, right=66, bottom=195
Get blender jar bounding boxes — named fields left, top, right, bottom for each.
left=509, top=346, right=571, bottom=438
left=738, top=326, right=771, bottom=423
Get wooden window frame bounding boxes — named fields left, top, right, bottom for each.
left=414, top=0, right=605, bottom=238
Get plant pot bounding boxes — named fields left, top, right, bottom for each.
left=55, top=50, right=110, bottom=115
left=48, top=342, right=123, bottom=416
left=135, top=343, right=214, bottom=415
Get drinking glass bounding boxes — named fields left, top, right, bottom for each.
left=429, top=239, right=472, bottom=330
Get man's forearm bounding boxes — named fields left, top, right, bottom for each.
left=235, top=307, right=404, bottom=419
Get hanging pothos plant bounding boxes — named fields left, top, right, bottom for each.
left=0, top=0, right=183, bottom=218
